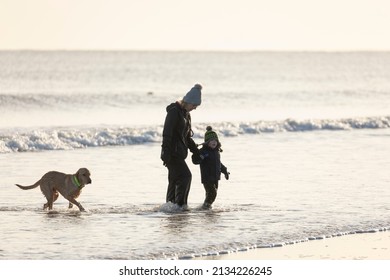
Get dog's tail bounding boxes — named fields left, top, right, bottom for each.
left=15, top=180, right=41, bottom=190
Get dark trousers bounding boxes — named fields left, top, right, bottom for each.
left=166, top=159, right=192, bottom=206
left=203, top=182, right=219, bottom=205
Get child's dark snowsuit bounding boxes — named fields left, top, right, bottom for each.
left=193, top=145, right=228, bottom=208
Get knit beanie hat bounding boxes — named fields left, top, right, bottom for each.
left=204, top=126, right=218, bottom=142
left=183, top=84, right=202, bottom=106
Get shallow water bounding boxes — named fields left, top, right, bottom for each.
left=1, top=129, right=389, bottom=259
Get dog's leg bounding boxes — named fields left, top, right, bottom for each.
left=53, top=191, right=59, bottom=203
left=43, top=196, right=54, bottom=210
left=47, top=199, right=54, bottom=210
left=41, top=182, right=55, bottom=210
left=66, top=197, right=85, bottom=211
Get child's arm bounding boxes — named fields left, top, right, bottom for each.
left=221, top=163, right=230, bottom=180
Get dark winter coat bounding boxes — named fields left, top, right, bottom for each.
left=161, top=102, right=198, bottom=164
left=193, top=146, right=227, bottom=184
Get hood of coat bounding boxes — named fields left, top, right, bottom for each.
left=166, top=102, right=180, bottom=113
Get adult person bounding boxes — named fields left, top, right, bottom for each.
left=161, top=84, right=202, bottom=210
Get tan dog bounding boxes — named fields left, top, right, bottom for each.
left=16, top=168, right=92, bottom=211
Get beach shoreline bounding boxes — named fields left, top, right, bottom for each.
left=198, top=230, right=390, bottom=260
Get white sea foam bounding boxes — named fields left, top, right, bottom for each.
left=1, top=116, right=389, bottom=153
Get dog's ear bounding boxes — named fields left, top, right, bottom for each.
left=76, top=169, right=83, bottom=181
left=80, top=168, right=90, bottom=177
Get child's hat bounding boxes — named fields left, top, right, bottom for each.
left=204, top=126, right=218, bottom=142
left=183, top=84, right=202, bottom=106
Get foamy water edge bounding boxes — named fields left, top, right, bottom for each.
left=1, top=116, right=389, bottom=153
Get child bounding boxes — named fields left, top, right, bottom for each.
left=192, top=126, right=229, bottom=209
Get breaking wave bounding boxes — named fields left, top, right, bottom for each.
left=1, top=116, right=389, bottom=153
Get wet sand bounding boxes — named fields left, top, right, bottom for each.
left=200, top=231, right=390, bottom=260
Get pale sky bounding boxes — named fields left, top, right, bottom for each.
left=1, top=0, right=390, bottom=51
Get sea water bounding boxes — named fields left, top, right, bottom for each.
left=0, top=51, right=390, bottom=259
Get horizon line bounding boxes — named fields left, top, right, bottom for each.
left=1, top=48, right=390, bottom=53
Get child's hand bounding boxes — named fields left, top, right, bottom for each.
left=224, top=171, right=230, bottom=180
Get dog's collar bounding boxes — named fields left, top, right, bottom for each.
left=72, top=175, right=83, bottom=189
